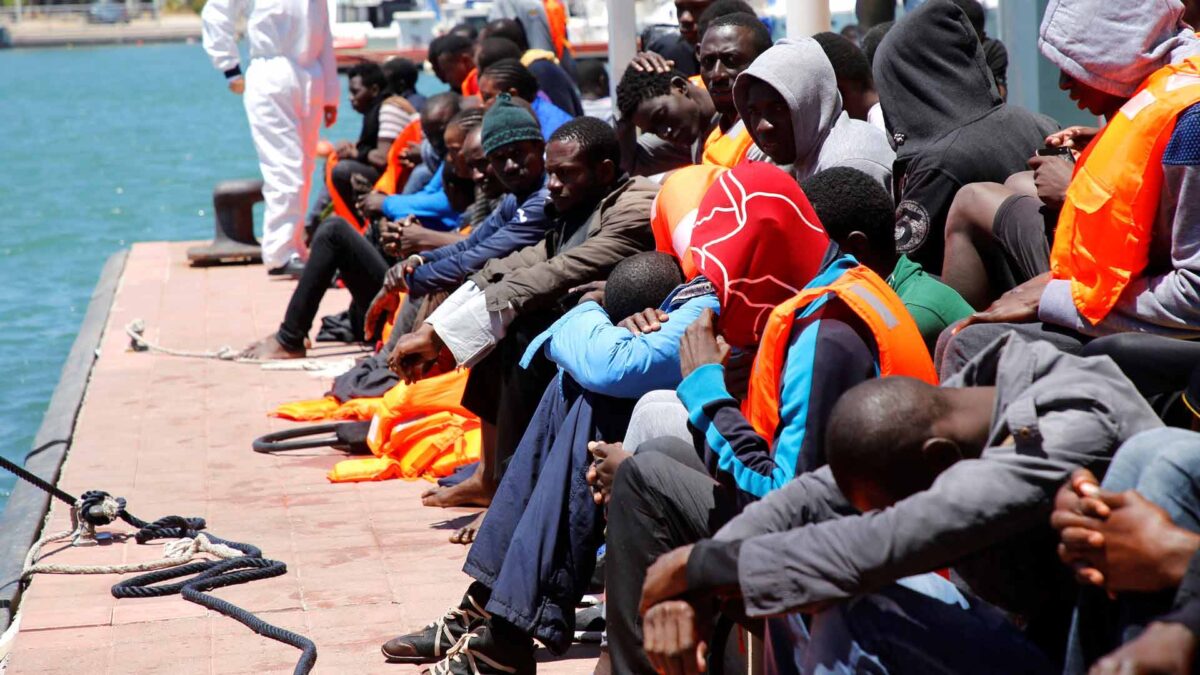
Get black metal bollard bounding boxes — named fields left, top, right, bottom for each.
left=187, top=179, right=265, bottom=266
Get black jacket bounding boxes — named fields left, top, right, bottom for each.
left=874, top=0, right=1058, bottom=273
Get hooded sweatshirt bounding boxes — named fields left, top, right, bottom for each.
left=733, top=38, right=896, bottom=190
left=1036, top=0, right=1200, bottom=337
left=874, top=0, right=1058, bottom=274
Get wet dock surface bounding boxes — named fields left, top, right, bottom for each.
left=7, top=242, right=597, bottom=674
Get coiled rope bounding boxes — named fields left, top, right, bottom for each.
left=0, top=445, right=318, bottom=674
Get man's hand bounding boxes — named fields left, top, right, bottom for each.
left=1052, top=488, right=1200, bottom=593
left=641, top=545, right=695, bottom=614
left=364, top=287, right=401, bottom=342
left=571, top=280, right=607, bottom=306
left=387, top=324, right=443, bottom=383
left=586, top=441, right=631, bottom=506
left=358, top=191, right=388, bottom=220
left=400, top=141, right=423, bottom=168
left=228, top=76, right=246, bottom=95
left=642, top=600, right=708, bottom=675
left=1046, top=125, right=1100, bottom=151
left=324, top=105, right=338, bottom=128
left=679, top=309, right=730, bottom=381
left=1028, top=154, right=1074, bottom=211
left=957, top=272, right=1050, bottom=330
left=630, top=51, right=675, bottom=73
left=398, top=221, right=445, bottom=258
left=619, top=307, right=670, bottom=335
left=1089, top=621, right=1197, bottom=675
left=334, top=140, right=358, bottom=160
left=379, top=217, right=406, bottom=256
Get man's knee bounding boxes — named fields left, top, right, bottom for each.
left=610, top=451, right=677, bottom=510
left=945, top=182, right=1009, bottom=238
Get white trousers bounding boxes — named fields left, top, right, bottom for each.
left=243, top=56, right=325, bottom=269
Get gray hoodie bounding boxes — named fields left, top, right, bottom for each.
left=1036, top=0, right=1200, bottom=337
left=1039, top=0, right=1200, bottom=97
left=732, top=38, right=895, bottom=189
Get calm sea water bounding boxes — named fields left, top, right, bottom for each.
left=0, top=42, right=444, bottom=507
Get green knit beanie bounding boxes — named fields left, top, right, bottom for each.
left=481, top=93, right=543, bottom=155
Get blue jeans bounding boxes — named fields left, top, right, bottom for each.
left=1065, top=427, right=1200, bottom=672
left=462, top=374, right=634, bottom=654
left=801, top=573, right=1055, bottom=674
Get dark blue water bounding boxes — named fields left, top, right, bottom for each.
left=0, top=42, right=443, bottom=506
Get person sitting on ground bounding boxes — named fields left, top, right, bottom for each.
left=597, top=161, right=936, bottom=674
left=576, top=60, right=614, bottom=125
left=478, top=59, right=574, bottom=140
left=633, top=333, right=1162, bottom=672
left=488, top=0, right=575, bottom=76
left=384, top=116, right=658, bottom=513
left=732, top=37, right=895, bottom=188
left=379, top=253, right=690, bottom=673
left=305, top=62, right=396, bottom=234
left=873, top=0, right=1058, bottom=274
left=428, top=33, right=477, bottom=95
left=384, top=56, right=425, bottom=112
left=801, top=167, right=972, bottom=353
left=357, top=92, right=465, bottom=232
left=479, top=19, right=584, bottom=117
left=813, top=31, right=885, bottom=132
left=939, top=0, right=1200, bottom=375
left=1052, top=427, right=1200, bottom=671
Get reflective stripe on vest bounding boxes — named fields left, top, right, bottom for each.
left=702, top=121, right=756, bottom=168
left=650, top=164, right=728, bottom=278
left=1050, top=56, right=1200, bottom=324
left=743, top=264, right=937, bottom=444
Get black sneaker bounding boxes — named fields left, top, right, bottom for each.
left=423, top=623, right=536, bottom=675
left=573, top=603, right=605, bottom=644
left=268, top=256, right=305, bottom=278
left=382, top=591, right=491, bottom=664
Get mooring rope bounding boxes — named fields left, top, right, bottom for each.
left=0, top=446, right=318, bottom=674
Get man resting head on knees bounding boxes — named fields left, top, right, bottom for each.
left=603, top=252, right=686, bottom=325
left=801, top=167, right=972, bottom=353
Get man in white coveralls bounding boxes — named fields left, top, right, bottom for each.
left=201, top=0, right=339, bottom=276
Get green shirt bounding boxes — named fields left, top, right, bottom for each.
left=887, top=255, right=974, bottom=353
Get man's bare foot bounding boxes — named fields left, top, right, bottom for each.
left=449, top=511, right=486, bottom=545
left=421, top=472, right=495, bottom=508
left=239, top=334, right=306, bottom=360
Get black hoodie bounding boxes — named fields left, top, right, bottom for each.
left=874, top=0, right=1058, bottom=273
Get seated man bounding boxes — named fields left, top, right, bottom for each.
left=615, top=64, right=717, bottom=175
left=801, top=167, right=973, bottom=353
left=643, top=0, right=716, bottom=77
left=940, top=0, right=1200, bottom=374
left=477, top=58, right=574, bottom=139
left=428, top=33, right=477, bottom=95
left=635, top=333, right=1163, bottom=672
left=1051, top=428, right=1200, bottom=671
left=380, top=252, right=693, bottom=672
left=238, top=100, right=531, bottom=360
left=383, top=56, right=425, bottom=112
left=873, top=0, right=1058, bottom=274
left=358, top=92, right=466, bottom=232
left=813, top=31, right=885, bottom=132
left=599, top=162, right=935, bottom=674
left=732, top=37, right=895, bottom=188
left=386, top=116, right=658, bottom=510
left=576, top=60, right=613, bottom=125
left=478, top=19, right=584, bottom=117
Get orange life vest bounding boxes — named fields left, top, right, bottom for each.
left=743, top=264, right=937, bottom=444
left=650, top=164, right=727, bottom=279
left=328, top=411, right=481, bottom=482
left=462, top=68, right=480, bottom=97
left=702, top=120, right=756, bottom=168
left=1050, top=55, right=1200, bottom=325
left=542, top=0, right=572, bottom=59
left=375, top=119, right=424, bottom=195
left=689, top=74, right=705, bottom=88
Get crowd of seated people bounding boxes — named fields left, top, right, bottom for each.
left=242, top=0, right=1200, bottom=672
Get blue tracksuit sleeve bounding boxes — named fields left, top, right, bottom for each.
left=380, top=164, right=460, bottom=231
left=541, top=295, right=720, bottom=398
left=675, top=300, right=877, bottom=502
left=407, top=189, right=550, bottom=298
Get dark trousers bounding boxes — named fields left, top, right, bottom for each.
left=276, top=217, right=389, bottom=350
left=464, top=375, right=634, bottom=653
left=461, top=311, right=560, bottom=480
left=606, top=437, right=740, bottom=675
left=1080, top=333, right=1200, bottom=399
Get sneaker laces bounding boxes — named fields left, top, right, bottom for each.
left=424, top=600, right=487, bottom=658
left=428, top=631, right=518, bottom=675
